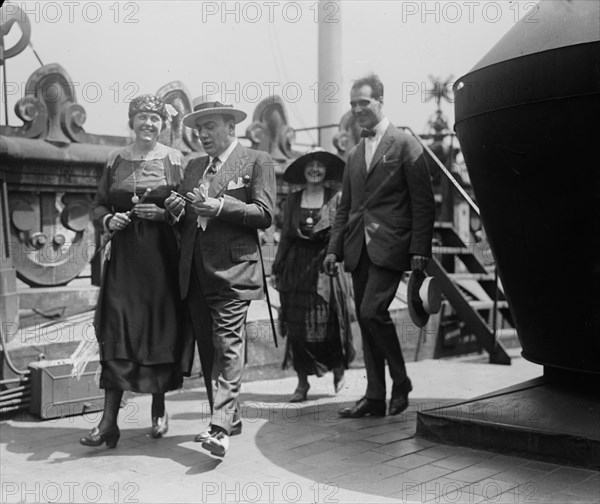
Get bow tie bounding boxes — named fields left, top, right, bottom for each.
left=360, top=129, right=376, bottom=138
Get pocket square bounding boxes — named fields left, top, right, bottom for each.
left=227, top=177, right=245, bottom=190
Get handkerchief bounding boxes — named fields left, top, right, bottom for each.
left=227, top=177, right=245, bottom=191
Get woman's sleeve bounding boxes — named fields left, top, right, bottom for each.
left=91, top=157, right=114, bottom=233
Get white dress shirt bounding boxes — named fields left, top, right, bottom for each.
left=197, top=139, right=239, bottom=229
left=364, top=116, right=390, bottom=170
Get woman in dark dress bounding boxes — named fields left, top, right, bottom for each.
left=80, top=94, right=185, bottom=448
left=271, top=149, right=355, bottom=402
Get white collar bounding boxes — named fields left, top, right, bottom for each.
left=371, top=117, right=390, bottom=138
left=211, top=138, right=238, bottom=164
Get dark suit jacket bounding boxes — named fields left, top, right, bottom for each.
left=177, top=143, right=276, bottom=300
left=327, top=123, right=435, bottom=272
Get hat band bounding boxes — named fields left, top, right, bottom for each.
left=193, top=101, right=234, bottom=112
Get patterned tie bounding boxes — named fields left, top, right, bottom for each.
left=205, top=157, right=220, bottom=178
left=197, top=157, right=220, bottom=230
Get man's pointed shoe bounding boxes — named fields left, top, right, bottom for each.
left=339, top=397, right=386, bottom=418
left=195, top=421, right=242, bottom=442
left=389, top=378, right=413, bottom=415
left=201, top=430, right=229, bottom=457
left=388, top=395, right=410, bottom=416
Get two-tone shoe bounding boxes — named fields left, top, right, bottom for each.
left=194, top=421, right=242, bottom=443
left=201, top=429, right=229, bottom=457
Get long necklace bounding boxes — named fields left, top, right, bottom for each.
left=131, top=163, right=141, bottom=204
left=131, top=150, right=146, bottom=204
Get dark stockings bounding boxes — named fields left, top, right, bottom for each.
left=151, top=393, right=165, bottom=419
left=98, top=389, right=123, bottom=432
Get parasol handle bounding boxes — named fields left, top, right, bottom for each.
left=89, top=188, right=152, bottom=263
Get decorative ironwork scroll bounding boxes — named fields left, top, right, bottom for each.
left=245, top=96, right=298, bottom=162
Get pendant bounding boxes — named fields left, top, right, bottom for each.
left=131, top=194, right=139, bottom=204
left=306, top=216, right=314, bottom=225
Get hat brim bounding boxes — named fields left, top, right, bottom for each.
left=407, top=270, right=430, bottom=328
left=283, top=151, right=345, bottom=184
left=182, top=108, right=247, bottom=128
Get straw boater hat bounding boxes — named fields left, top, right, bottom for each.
left=283, top=148, right=345, bottom=184
left=407, top=270, right=442, bottom=328
left=182, top=95, right=247, bottom=128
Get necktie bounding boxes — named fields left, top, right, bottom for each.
left=197, top=157, right=220, bottom=230
left=206, top=157, right=220, bottom=177
left=361, top=129, right=376, bottom=138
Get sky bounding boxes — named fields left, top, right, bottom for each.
left=1, top=0, right=540, bottom=148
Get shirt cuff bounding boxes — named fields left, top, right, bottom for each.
left=215, top=197, right=225, bottom=217
left=103, top=214, right=113, bottom=232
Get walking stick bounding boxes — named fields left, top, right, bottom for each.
left=89, top=187, right=152, bottom=263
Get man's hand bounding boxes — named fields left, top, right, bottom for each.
left=411, top=255, right=429, bottom=272
left=184, top=185, right=220, bottom=217
left=165, top=193, right=185, bottom=215
left=132, top=203, right=165, bottom=221
left=323, top=253, right=339, bottom=276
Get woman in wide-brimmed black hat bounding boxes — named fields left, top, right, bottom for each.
left=271, top=149, right=355, bottom=402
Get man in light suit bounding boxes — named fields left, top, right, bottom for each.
left=324, top=74, right=435, bottom=418
left=165, top=97, right=276, bottom=456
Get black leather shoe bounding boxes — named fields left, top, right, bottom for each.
left=79, top=425, right=120, bottom=448
left=194, top=421, right=242, bottom=442
left=388, top=395, right=410, bottom=416
left=151, top=412, right=168, bottom=438
left=389, top=378, right=413, bottom=415
left=339, top=397, right=386, bottom=418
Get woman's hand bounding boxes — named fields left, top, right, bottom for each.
left=323, top=253, right=339, bottom=276
left=108, top=212, right=131, bottom=231
left=133, top=203, right=165, bottom=221
left=269, top=274, right=279, bottom=290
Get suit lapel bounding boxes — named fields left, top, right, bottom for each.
left=208, top=143, right=248, bottom=198
left=367, top=125, right=394, bottom=175
left=191, top=158, right=208, bottom=189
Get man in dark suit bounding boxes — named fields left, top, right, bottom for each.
left=324, top=74, right=435, bottom=418
left=165, top=97, right=276, bottom=456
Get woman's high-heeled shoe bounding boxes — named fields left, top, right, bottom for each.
left=151, top=412, right=168, bottom=439
left=289, top=385, right=309, bottom=403
left=333, top=368, right=345, bottom=394
left=80, top=425, right=120, bottom=448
